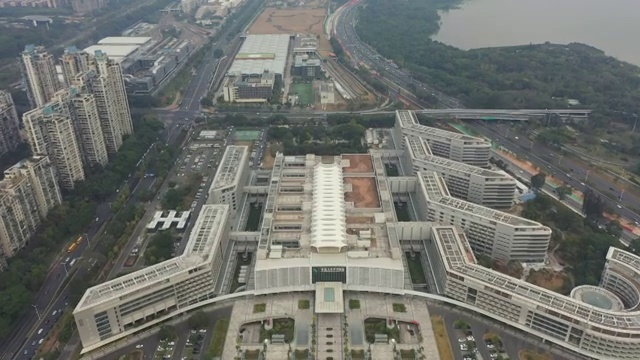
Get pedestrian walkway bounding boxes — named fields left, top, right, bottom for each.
left=222, top=293, right=313, bottom=359
left=317, top=313, right=342, bottom=359
left=345, top=292, right=440, bottom=360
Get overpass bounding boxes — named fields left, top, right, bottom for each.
left=414, top=108, right=592, bottom=121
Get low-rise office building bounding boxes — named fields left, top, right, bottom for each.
left=403, top=136, right=516, bottom=209
left=207, top=146, right=249, bottom=223
left=73, top=204, right=230, bottom=350
left=394, top=110, right=491, bottom=167
left=415, top=171, right=550, bottom=263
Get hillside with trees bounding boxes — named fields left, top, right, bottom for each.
left=356, top=0, right=640, bottom=128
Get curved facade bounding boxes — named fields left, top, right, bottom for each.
left=601, top=248, right=640, bottom=311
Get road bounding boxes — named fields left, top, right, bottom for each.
left=468, top=121, right=640, bottom=224
left=332, top=0, right=460, bottom=109
left=3, top=137, right=179, bottom=360
left=333, top=0, right=640, bottom=229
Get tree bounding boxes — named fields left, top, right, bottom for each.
left=628, top=238, right=640, bottom=256
left=188, top=310, right=210, bottom=330
left=582, top=189, right=605, bottom=219
left=530, top=172, right=546, bottom=190
left=556, top=185, right=572, bottom=200
left=213, top=48, right=224, bottom=58
left=158, top=325, right=177, bottom=340
left=606, top=220, right=623, bottom=239
left=200, top=97, right=214, bottom=107
left=144, top=230, right=174, bottom=264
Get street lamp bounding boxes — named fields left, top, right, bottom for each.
left=584, top=170, right=590, bottom=182
left=32, top=305, right=41, bottom=320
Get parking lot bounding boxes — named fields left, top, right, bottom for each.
left=98, top=306, right=231, bottom=360
left=429, top=305, right=571, bottom=360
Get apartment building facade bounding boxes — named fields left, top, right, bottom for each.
left=0, top=90, right=21, bottom=157
left=0, top=156, right=62, bottom=265
left=20, top=45, right=62, bottom=108
left=23, top=107, right=85, bottom=189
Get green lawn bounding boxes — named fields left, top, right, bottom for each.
left=245, top=203, right=263, bottom=231
left=394, top=202, right=411, bottom=221
left=406, top=252, right=427, bottom=284
left=206, top=318, right=230, bottom=358
left=290, top=83, right=314, bottom=106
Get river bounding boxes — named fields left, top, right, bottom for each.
left=432, top=0, right=640, bottom=66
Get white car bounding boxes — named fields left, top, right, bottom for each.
left=199, top=329, right=207, bottom=333
left=460, top=344, right=468, bottom=351
left=466, top=335, right=474, bottom=341
left=168, top=341, right=175, bottom=346
left=135, top=344, right=143, bottom=349
left=37, top=328, right=43, bottom=335
left=38, top=339, right=44, bottom=345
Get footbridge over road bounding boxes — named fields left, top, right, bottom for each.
left=413, top=108, right=592, bottom=121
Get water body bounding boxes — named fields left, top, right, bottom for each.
left=433, top=0, right=640, bottom=66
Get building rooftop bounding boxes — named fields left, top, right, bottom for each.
left=396, top=110, right=484, bottom=142
left=405, top=137, right=507, bottom=179
left=227, top=34, right=290, bottom=76
left=257, top=152, right=401, bottom=269
left=97, top=36, right=152, bottom=45
left=432, top=226, right=640, bottom=330
left=210, top=146, right=248, bottom=190
left=419, top=171, right=537, bottom=226
left=83, top=44, right=140, bottom=60
left=311, top=163, right=347, bottom=252
left=146, top=210, right=191, bottom=231
left=75, top=205, right=229, bottom=311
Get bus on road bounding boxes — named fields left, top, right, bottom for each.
left=67, top=243, right=77, bottom=253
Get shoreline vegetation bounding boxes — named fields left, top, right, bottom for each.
left=355, top=0, right=640, bottom=128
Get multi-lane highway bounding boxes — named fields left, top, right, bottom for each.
left=332, top=0, right=460, bottom=109
left=332, top=0, right=640, bottom=227
left=469, top=121, right=640, bottom=222
left=4, top=171, right=157, bottom=359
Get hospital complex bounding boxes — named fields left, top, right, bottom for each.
left=74, top=111, right=640, bottom=359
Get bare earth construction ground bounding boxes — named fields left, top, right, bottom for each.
left=247, top=7, right=333, bottom=57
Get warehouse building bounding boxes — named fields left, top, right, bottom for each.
left=223, top=34, right=291, bottom=103
left=402, top=136, right=516, bottom=209
left=394, top=110, right=491, bottom=167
